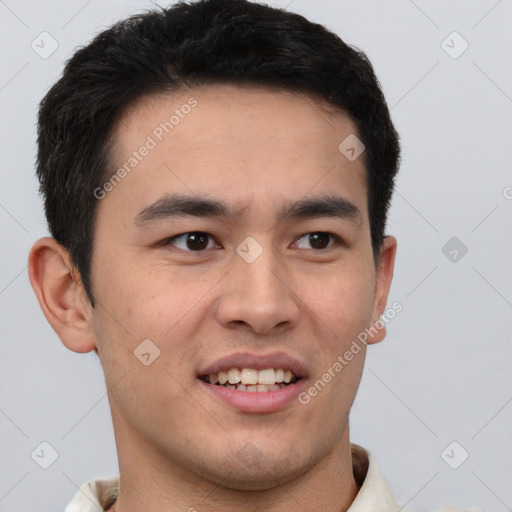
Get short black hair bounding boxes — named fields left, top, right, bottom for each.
left=36, top=0, right=400, bottom=307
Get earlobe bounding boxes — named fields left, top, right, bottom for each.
left=366, top=236, right=397, bottom=345
left=28, top=237, right=97, bottom=353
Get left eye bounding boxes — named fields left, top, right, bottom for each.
left=294, top=232, right=340, bottom=250
left=163, top=231, right=217, bottom=251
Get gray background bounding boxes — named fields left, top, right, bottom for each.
left=1, top=0, right=511, bottom=510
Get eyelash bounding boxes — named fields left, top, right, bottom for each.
left=160, top=231, right=344, bottom=252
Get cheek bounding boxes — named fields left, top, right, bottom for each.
left=93, top=259, right=217, bottom=349
left=301, top=266, right=375, bottom=346
left=296, top=270, right=373, bottom=433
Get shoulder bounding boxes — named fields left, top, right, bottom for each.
left=434, top=508, right=489, bottom=512
left=351, top=444, right=488, bottom=512
left=64, top=476, right=119, bottom=512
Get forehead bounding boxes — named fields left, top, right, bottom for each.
left=112, top=83, right=363, bottom=164
left=101, top=84, right=367, bottom=224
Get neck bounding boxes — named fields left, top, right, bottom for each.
left=107, top=426, right=360, bottom=512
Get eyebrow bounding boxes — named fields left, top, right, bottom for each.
left=134, top=193, right=361, bottom=226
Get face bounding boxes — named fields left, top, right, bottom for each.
left=83, top=85, right=394, bottom=490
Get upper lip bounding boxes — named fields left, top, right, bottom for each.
left=198, top=351, right=308, bottom=379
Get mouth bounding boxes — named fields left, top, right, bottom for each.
left=197, top=352, right=307, bottom=413
left=200, top=367, right=301, bottom=392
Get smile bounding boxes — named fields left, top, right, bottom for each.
left=201, top=367, right=300, bottom=392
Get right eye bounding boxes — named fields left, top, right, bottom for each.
left=161, top=231, right=219, bottom=251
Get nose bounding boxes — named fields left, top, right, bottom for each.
left=214, top=244, right=301, bottom=335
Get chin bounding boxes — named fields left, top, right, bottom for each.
left=197, top=449, right=317, bottom=491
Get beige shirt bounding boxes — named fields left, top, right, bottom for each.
left=63, top=444, right=478, bottom=512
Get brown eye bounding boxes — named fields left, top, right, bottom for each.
left=294, top=232, right=339, bottom=250
left=164, top=231, right=214, bottom=251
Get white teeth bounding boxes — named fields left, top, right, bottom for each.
left=228, top=368, right=241, bottom=384
left=212, top=382, right=287, bottom=392
left=257, top=369, right=276, bottom=385
left=205, top=367, right=298, bottom=390
left=241, top=368, right=258, bottom=385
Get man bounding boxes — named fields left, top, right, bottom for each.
left=28, top=0, right=461, bottom=510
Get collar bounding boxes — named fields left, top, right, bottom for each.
left=64, top=443, right=403, bottom=512
left=349, top=443, right=404, bottom=511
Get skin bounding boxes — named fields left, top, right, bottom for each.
left=29, top=84, right=396, bottom=512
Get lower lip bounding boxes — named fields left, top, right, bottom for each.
left=199, top=379, right=307, bottom=413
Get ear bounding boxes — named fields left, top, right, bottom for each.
left=28, top=237, right=97, bottom=353
left=366, top=235, right=397, bottom=345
